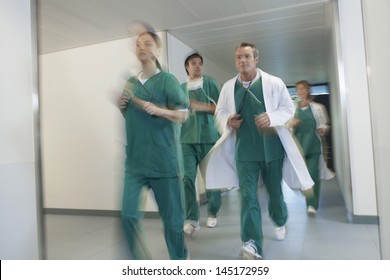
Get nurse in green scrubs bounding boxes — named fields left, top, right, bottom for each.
left=233, top=74, right=287, bottom=260
left=222, top=42, right=289, bottom=260
left=180, top=53, right=221, bottom=236
left=118, top=31, right=189, bottom=260
left=290, top=80, right=330, bottom=215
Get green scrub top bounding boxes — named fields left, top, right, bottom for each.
left=294, top=106, right=321, bottom=156
left=180, top=76, right=220, bottom=144
left=234, top=78, right=284, bottom=162
left=124, top=71, right=189, bottom=178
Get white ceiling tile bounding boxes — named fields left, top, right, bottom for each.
left=37, top=0, right=332, bottom=84
left=179, top=0, right=223, bottom=21
left=241, top=0, right=273, bottom=12
left=212, top=0, right=248, bottom=16
left=270, top=0, right=302, bottom=8
left=142, top=0, right=200, bottom=24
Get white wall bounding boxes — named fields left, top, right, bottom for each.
left=40, top=33, right=168, bottom=211
left=362, top=0, right=390, bottom=259
left=41, top=38, right=128, bottom=210
left=327, top=0, right=354, bottom=214
left=0, top=0, right=42, bottom=259
left=167, top=33, right=194, bottom=84
left=336, top=0, right=377, bottom=217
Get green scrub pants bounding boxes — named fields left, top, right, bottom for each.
left=121, top=173, right=188, bottom=260
left=182, top=143, right=222, bottom=222
left=304, top=153, right=320, bottom=209
left=236, top=159, right=287, bottom=255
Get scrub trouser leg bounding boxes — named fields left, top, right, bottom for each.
left=236, top=161, right=263, bottom=255
left=305, top=153, right=320, bottom=209
left=182, top=144, right=221, bottom=221
left=151, top=177, right=188, bottom=260
left=121, top=174, right=187, bottom=260
left=121, top=173, right=151, bottom=260
left=182, top=144, right=199, bottom=222
left=206, top=189, right=221, bottom=217
left=261, top=159, right=288, bottom=227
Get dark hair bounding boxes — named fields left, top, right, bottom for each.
left=235, top=42, right=259, bottom=58
left=137, top=31, right=162, bottom=70
left=184, top=52, right=203, bottom=75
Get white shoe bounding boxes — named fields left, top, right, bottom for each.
left=240, top=240, right=262, bottom=260
left=307, top=206, right=317, bottom=216
left=183, top=221, right=200, bottom=237
left=206, top=217, right=218, bottom=228
left=274, top=225, right=287, bottom=241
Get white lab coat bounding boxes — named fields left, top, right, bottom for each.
left=199, top=69, right=314, bottom=191
left=306, top=102, right=335, bottom=180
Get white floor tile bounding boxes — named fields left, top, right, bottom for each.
left=44, top=178, right=380, bottom=260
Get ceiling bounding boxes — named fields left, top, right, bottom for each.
left=37, top=0, right=332, bottom=85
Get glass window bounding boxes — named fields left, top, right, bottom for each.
left=287, top=83, right=330, bottom=97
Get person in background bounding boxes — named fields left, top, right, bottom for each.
left=201, top=42, right=314, bottom=260
left=289, top=80, right=334, bottom=216
left=117, top=31, right=189, bottom=260
left=180, top=52, right=222, bottom=237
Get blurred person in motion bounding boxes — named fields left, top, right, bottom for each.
left=289, top=80, right=334, bottom=216
left=180, top=52, right=222, bottom=236
left=201, top=42, right=313, bottom=260
left=117, top=30, right=189, bottom=260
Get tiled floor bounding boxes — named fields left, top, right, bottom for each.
left=44, top=177, right=380, bottom=260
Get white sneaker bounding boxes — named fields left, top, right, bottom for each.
left=206, top=217, right=218, bottom=228
left=183, top=221, right=200, bottom=237
left=274, top=225, right=287, bottom=241
left=307, top=206, right=317, bottom=216
left=240, top=240, right=262, bottom=260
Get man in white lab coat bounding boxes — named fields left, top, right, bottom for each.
left=200, top=42, right=313, bottom=260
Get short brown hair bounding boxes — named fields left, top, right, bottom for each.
left=295, top=80, right=314, bottom=101
left=235, top=42, right=259, bottom=58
